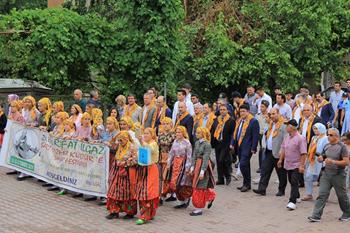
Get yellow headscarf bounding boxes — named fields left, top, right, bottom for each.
left=71, top=104, right=83, bottom=114
left=10, top=100, right=21, bottom=111
left=120, top=116, right=135, bottom=131
left=106, top=116, right=120, bottom=131
left=117, top=130, right=133, bottom=142
left=53, top=101, right=64, bottom=112
left=63, top=119, right=76, bottom=132
left=144, top=127, right=157, bottom=141
left=176, top=126, right=189, bottom=139
left=38, top=97, right=52, bottom=126
left=159, top=117, right=173, bottom=134
left=196, top=127, right=211, bottom=142
left=56, top=111, right=69, bottom=121
left=81, top=112, right=92, bottom=126
left=23, top=96, right=38, bottom=120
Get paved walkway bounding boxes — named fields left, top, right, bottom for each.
left=0, top=163, right=349, bottom=233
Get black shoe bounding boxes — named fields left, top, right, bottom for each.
left=6, top=171, right=17, bottom=175
left=72, top=193, right=83, bottom=198
left=207, top=200, right=214, bottom=209
left=226, top=178, right=231, bottom=186
left=165, top=196, right=177, bottom=202
left=106, top=213, right=119, bottom=220
left=240, top=186, right=251, bottom=192
left=84, top=196, right=97, bottom=202
left=275, top=191, right=285, bottom=197
left=47, top=186, right=60, bottom=191
left=253, top=189, right=266, bottom=196
left=189, top=211, right=203, bottom=216
left=159, top=199, right=164, bottom=206
left=256, top=169, right=261, bottom=173
left=237, top=186, right=243, bottom=190
left=42, top=183, right=53, bottom=187
left=174, top=204, right=187, bottom=209
left=16, top=176, right=28, bottom=181
left=123, top=214, right=135, bottom=219
left=216, top=181, right=225, bottom=185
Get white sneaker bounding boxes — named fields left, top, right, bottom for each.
left=297, top=198, right=302, bottom=203
left=252, top=178, right=260, bottom=184
left=286, top=202, right=297, bottom=210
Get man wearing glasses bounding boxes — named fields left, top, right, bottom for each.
left=308, top=128, right=350, bottom=222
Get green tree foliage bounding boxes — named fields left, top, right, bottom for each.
left=0, top=0, right=47, bottom=14
left=183, top=0, right=350, bottom=97
left=0, top=0, right=186, bottom=103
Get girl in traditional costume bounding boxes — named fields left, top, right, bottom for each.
left=167, top=126, right=193, bottom=209
left=134, top=127, right=160, bottom=225
left=17, top=96, right=40, bottom=181
left=51, top=112, right=69, bottom=137
left=106, top=131, right=138, bottom=220
left=157, top=117, right=176, bottom=204
left=69, top=104, right=83, bottom=130
left=51, top=101, right=64, bottom=131
left=189, top=127, right=216, bottom=216
left=91, top=108, right=105, bottom=141
left=8, top=100, right=24, bottom=124
left=74, top=112, right=92, bottom=141
left=38, top=98, right=52, bottom=131
left=22, top=96, right=40, bottom=127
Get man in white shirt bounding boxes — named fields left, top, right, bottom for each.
left=256, top=86, right=272, bottom=114
left=172, top=89, right=194, bottom=125
left=273, top=94, right=292, bottom=120
left=182, top=83, right=192, bottom=103
left=329, top=82, right=344, bottom=112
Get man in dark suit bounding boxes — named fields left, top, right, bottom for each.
left=175, top=102, right=194, bottom=143
left=211, top=105, right=235, bottom=186
left=314, top=92, right=334, bottom=128
left=231, top=104, right=260, bottom=192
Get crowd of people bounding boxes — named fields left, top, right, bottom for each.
left=0, top=81, right=350, bottom=224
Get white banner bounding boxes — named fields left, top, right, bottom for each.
left=0, top=120, right=109, bottom=197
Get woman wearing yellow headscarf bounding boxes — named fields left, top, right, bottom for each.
left=158, top=117, right=176, bottom=203
left=38, top=97, right=52, bottom=131
left=69, top=104, right=83, bottom=129
left=51, top=112, right=69, bottom=137
left=189, top=127, right=216, bottom=216
left=166, top=126, right=193, bottom=209
left=134, top=127, right=160, bottom=225
left=91, top=108, right=105, bottom=141
left=51, top=101, right=65, bottom=131
left=119, top=116, right=140, bottom=147
left=22, top=96, right=40, bottom=127
left=106, top=130, right=138, bottom=220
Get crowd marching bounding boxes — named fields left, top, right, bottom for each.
left=0, top=81, right=350, bottom=224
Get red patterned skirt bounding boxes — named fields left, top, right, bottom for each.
left=106, top=161, right=137, bottom=214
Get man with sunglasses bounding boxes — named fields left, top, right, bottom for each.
left=308, top=128, right=350, bottom=222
